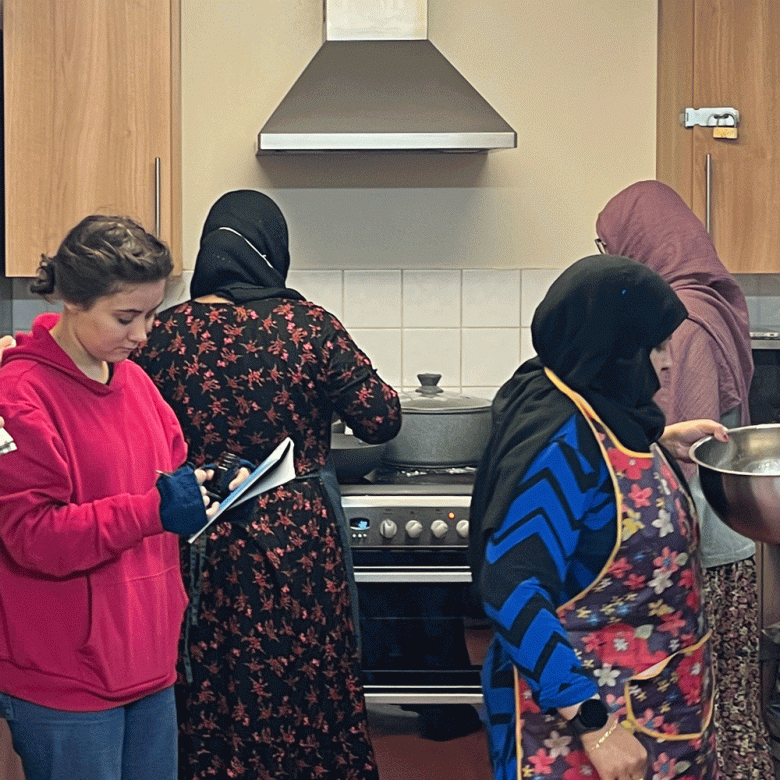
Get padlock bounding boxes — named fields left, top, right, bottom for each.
left=713, top=126, right=738, bottom=139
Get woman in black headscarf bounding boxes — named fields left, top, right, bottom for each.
left=133, top=190, right=401, bottom=780
left=470, top=255, right=725, bottom=780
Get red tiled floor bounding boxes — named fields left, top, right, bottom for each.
left=366, top=622, right=495, bottom=779
left=367, top=704, right=493, bottom=780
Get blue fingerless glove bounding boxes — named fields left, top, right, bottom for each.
left=156, top=465, right=210, bottom=536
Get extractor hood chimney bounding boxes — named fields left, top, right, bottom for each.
left=256, top=0, right=517, bottom=154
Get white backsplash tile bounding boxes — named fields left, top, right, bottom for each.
left=759, top=276, right=780, bottom=297
left=163, top=271, right=193, bottom=310
left=287, top=270, right=344, bottom=321
left=737, top=274, right=780, bottom=328
left=12, top=297, right=59, bottom=333
left=734, top=273, right=761, bottom=297
left=744, top=296, right=761, bottom=326
left=0, top=277, right=10, bottom=336
left=520, top=327, right=535, bottom=364
left=757, top=297, right=780, bottom=328
left=11, top=278, right=35, bottom=298
left=402, top=270, right=461, bottom=328
left=164, top=270, right=345, bottom=318
left=17, top=264, right=780, bottom=390
left=462, top=270, right=520, bottom=327
left=348, top=328, right=402, bottom=388
left=342, top=271, right=402, bottom=328
left=461, top=328, right=519, bottom=387
left=402, top=328, right=460, bottom=388
left=520, top=268, right=563, bottom=327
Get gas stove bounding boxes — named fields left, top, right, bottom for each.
left=340, top=465, right=484, bottom=705
left=342, top=487, right=471, bottom=547
left=340, top=466, right=476, bottom=551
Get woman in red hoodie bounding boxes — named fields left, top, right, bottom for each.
left=0, top=215, right=227, bottom=780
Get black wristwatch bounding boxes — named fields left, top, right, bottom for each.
left=567, top=699, right=610, bottom=736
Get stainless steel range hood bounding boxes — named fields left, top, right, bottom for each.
left=256, top=0, right=516, bottom=154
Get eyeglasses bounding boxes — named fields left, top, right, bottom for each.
left=594, top=238, right=608, bottom=254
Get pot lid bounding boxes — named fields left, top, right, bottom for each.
left=399, top=373, right=491, bottom=413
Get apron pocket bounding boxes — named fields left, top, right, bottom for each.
left=624, top=634, right=713, bottom=741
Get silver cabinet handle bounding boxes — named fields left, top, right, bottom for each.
left=154, top=157, right=161, bottom=238
left=705, top=153, right=712, bottom=234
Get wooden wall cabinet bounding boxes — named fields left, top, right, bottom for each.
left=3, top=0, right=181, bottom=277
left=657, top=0, right=780, bottom=273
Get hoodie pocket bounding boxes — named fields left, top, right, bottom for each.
left=79, top=563, right=186, bottom=693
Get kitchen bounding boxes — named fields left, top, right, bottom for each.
left=2, top=0, right=780, bottom=778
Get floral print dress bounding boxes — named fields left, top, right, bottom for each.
left=133, top=299, right=401, bottom=780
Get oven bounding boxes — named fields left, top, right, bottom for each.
left=749, top=332, right=780, bottom=425
left=340, top=468, right=486, bottom=706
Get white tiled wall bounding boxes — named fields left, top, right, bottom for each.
left=7, top=268, right=557, bottom=398
left=289, top=268, right=563, bottom=399
left=736, top=274, right=780, bottom=328
left=11, top=269, right=780, bottom=401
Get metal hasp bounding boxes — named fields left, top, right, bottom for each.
left=683, top=107, right=740, bottom=139
left=683, top=106, right=742, bottom=232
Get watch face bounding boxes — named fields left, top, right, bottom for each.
left=578, top=699, right=609, bottom=729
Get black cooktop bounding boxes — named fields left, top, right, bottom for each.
left=339, top=465, right=476, bottom=496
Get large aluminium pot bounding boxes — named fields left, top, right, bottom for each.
left=382, top=373, right=493, bottom=468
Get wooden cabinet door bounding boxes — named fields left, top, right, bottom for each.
left=4, top=0, right=181, bottom=276
left=691, top=0, right=780, bottom=273
left=657, top=0, right=780, bottom=272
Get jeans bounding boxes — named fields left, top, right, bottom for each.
left=0, top=686, right=176, bottom=780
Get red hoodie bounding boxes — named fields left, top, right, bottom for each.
left=0, top=313, right=188, bottom=710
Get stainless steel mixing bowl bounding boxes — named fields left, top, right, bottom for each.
left=689, top=423, right=780, bottom=544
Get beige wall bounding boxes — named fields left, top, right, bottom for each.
left=180, top=0, right=658, bottom=272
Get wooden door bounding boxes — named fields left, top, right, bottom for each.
left=656, top=0, right=695, bottom=205
left=4, top=0, right=181, bottom=276
left=657, top=0, right=780, bottom=273
left=690, top=0, right=780, bottom=273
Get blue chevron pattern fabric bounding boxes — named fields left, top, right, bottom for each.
left=479, top=413, right=615, bottom=776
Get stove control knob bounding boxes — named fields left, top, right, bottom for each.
left=405, top=520, right=424, bottom=539
left=380, top=519, right=398, bottom=539
left=431, top=519, right=449, bottom=539
left=456, top=519, right=470, bottom=538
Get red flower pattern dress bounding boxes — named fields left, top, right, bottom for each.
left=133, top=299, right=401, bottom=780
left=512, top=374, right=717, bottom=779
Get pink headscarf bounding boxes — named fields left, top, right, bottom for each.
left=596, top=180, right=753, bottom=441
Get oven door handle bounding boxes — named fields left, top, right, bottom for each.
left=353, top=566, right=472, bottom=583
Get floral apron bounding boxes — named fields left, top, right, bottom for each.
left=512, top=373, right=717, bottom=779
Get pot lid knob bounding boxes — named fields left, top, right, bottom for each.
left=416, top=373, right=444, bottom=396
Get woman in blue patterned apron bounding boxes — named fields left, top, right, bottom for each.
left=470, top=255, right=726, bottom=779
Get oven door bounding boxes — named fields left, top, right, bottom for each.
left=750, top=344, right=780, bottom=424
left=355, top=548, right=484, bottom=705
left=343, top=490, right=485, bottom=705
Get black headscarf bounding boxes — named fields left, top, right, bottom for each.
left=189, top=190, right=304, bottom=304
left=468, top=255, right=688, bottom=595
left=532, top=254, right=688, bottom=448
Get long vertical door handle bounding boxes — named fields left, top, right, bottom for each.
left=154, top=157, right=161, bottom=238
left=705, top=153, right=712, bottom=234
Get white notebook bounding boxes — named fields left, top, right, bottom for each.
left=0, top=428, right=16, bottom=456
left=188, top=437, right=296, bottom=543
